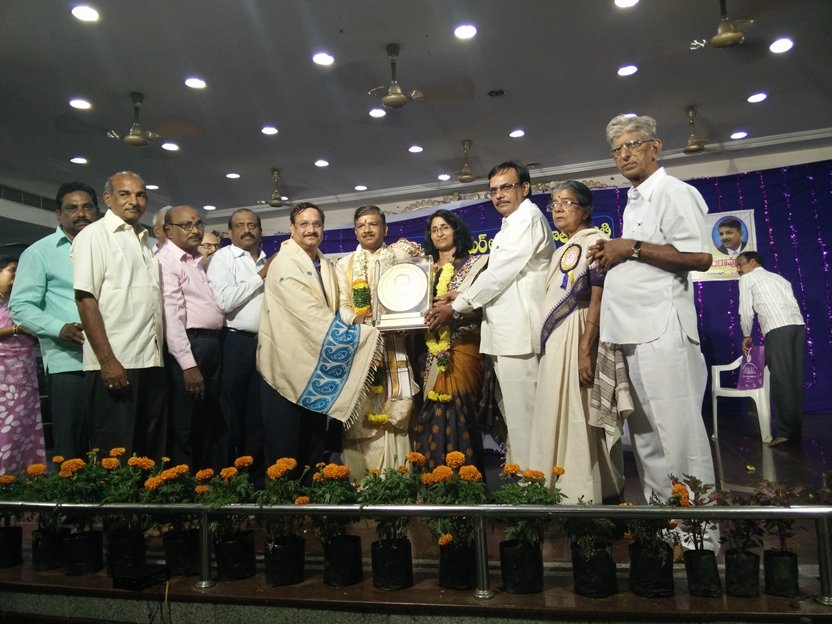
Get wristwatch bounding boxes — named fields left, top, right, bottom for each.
left=630, top=240, right=642, bottom=260
left=451, top=308, right=462, bottom=321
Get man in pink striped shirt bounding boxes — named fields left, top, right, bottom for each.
left=158, top=205, right=225, bottom=470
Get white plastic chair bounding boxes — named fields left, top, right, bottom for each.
left=711, top=356, right=772, bottom=444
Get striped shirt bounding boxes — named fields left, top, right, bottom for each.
left=739, top=267, right=804, bottom=337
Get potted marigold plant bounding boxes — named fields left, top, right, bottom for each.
left=255, top=457, right=308, bottom=586
left=420, top=451, right=488, bottom=590
left=357, top=454, right=422, bottom=590
left=20, top=459, right=70, bottom=571
left=755, top=478, right=807, bottom=598
left=196, top=456, right=256, bottom=580
left=0, top=472, right=23, bottom=568
left=623, top=495, right=679, bottom=598
left=493, top=464, right=562, bottom=594
left=563, top=496, right=618, bottom=598
left=308, top=462, right=362, bottom=587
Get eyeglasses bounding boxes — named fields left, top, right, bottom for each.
left=486, top=182, right=524, bottom=197
left=548, top=199, right=584, bottom=212
left=430, top=224, right=453, bottom=235
left=170, top=221, right=206, bottom=233
left=610, top=139, right=654, bottom=157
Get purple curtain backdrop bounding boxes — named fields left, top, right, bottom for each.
left=263, top=159, right=832, bottom=413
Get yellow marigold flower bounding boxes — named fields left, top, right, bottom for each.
left=27, top=463, right=47, bottom=477
left=267, top=464, right=289, bottom=480
left=109, top=447, right=126, bottom=458
left=220, top=467, right=238, bottom=480
left=144, top=476, right=163, bottom=491
left=459, top=465, right=482, bottom=482
left=367, top=412, right=388, bottom=425
left=438, top=533, right=454, bottom=546
left=294, top=496, right=310, bottom=505
left=406, top=451, right=426, bottom=467
left=352, top=279, right=369, bottom=290
left=101, top=457, right=120, bottom=470
left=523, top=469, right=546, bottom=482
left=162, top=456, right=171, bottom=464
left=503, top=463, right=520, bottom=476
left=51, top=455, right=65, bottom=464
left=312, top=472, right=323, bottom=483
left=234, top=455, right=254, bottom=469
left=0, top=475, right=15, bottom=485
left=370, top=385, right=384, bottom=395
left=445, top=451, right=465, bottom=470
left=552, top=466, right=566, bottom=477
left=432, top=465, right=454, bottom=483
left=276, top=457, right=298, bottom=471
left=195, top=485, right=210, bottom=495
left=420, top=472, right=435, bottom=486
left=195, top=468, right=214, bottom=482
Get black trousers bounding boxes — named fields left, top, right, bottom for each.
left=86, top=366, right=167, bottom=460
left=47, top=370, right=89, bottom=460
left=166, top=332, right=222, bottom=471
left=765, top=324, right=805, bottom=439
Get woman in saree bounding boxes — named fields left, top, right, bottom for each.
left=528, top=181, right=623, bottom=503
left=412, top=210, right=488, bottom=470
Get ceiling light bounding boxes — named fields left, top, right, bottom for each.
left=185, top=77, right=206, bottom=89
left=437, top=174, right=451, bottom=181
left=69, top=98, right=91, bottom=110
left=71, top=5, right=99, bottom=22
left=509, top=129, right=525, bottom=138
left=203, top=205, right=216, bottom=211
left=769, top=37, right=794, bottom=54
left=161, top=142, right=179, bottom=151
left=69, top=156, right=87, bottom=164
left=730, top=131, right=748, bottom=140
left=614, top=0, right=639, bottom=7
left=747, top=92, right=768, bottom=103
left=369, top=108, right=386, bottom=118
left=354, top=185, right=368, bottom=191
left=312, top=52, right=334, bottom=66
left=281, top=196, right=288, bottom=201
left=454, top=24, right=477, bottom=39
left=408, top=145, right=423, bottom=153
left=624, top=112, right=638, bottom=117
left=617, top=65, right=638, bottom=77
left=315, top=159, right=329, bottom=167
left=146, top=184, right=159, bottom=190
left=261, top=126, right=278, bottom=135
left=226, top=173, right=240, bottom=179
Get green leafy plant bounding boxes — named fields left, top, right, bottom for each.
left=564, top=496, right=617, bottom=559
left=669, top=474, right=718, bottom=551
left=357, top=455, right=421, bottom=541
left=754, top=478, right=807, bottom=552
left=98, top=447, right=159, bottom=533
left=308, top=462, right=358, bottom=542
left=195, top=456, right=256, bottom=541
left=141, top=458, right=198, bottom=533
left=46, top=450, right=110, bottom=532
left=623, top=494, right=680, bottom=562
left=713, top=489, right=763, bottom=554
left=0, top=472, right=23, bottom=528
left=255, top=457, right=308, bottom=547
left=493, top=463, right=562, bottom=547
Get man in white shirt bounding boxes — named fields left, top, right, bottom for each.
left=589, top=115, right=717, bottom=541
left=72, top=171, right=166, bottom=459
left=431, top=161, right=553, bottom=469
left=207, top=209, right=275, bottom=474
left=736, top=251, right=805, bottom=447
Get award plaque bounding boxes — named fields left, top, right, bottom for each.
left=374, top=256, right=433, bottom=331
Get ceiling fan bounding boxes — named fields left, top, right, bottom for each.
left=682, top=106, right=708, bottom=155
left=106, top=92, right=161, bottom=146
left=368, top=43, right=424, bottom=109
left=456, top=139, right=479, bottom=183
left=256, top=167, right=288, bottom=208
left=690, top=0, right=755, bottom=50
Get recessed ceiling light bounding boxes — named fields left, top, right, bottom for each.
left=617, top=65, right=638, bottom=77
left=624, top=112, right=638, bottom=117
left=69, top=98, right=91, bottom=110
left=769, top=37, right=794, bottom=54
left=369, top=108, right=386, bottom=118
left=437, top=174, right=451, bottom=181
left=354, top=185, right=368, bottom=191
left=185, top=77, right=206, bottom=89
left=71, top=5, right=99, bottom=22
left=281, top=195, right=288, bottom=201
left=203, top=205, right=216, bottom=211
left=454, top=24, right=477, bottom=39
left=509, top=129, right=525, bottom=138
left=261, top=126, right=278, bottom=135
left=747, top=92, right=768, bottom=103
left=161, top=142, right=179, bottom=151
left=730, top=131, right=749, bottom=140
left=315, top=159, right=329, bottom=167
left=408, top=145, right=424, bottom=153
left=226, top=173, right=240, bottom=179
left=615, top=0, right=639, bottom=7
left=146, top=184, right=159, bottom=190
left=70, top=156, right=88, bottom=164
left=312, top=52, right=334, bottom=66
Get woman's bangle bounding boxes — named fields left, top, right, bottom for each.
left=12, top=324, right=19, bottom=335
left=585, top=319, right=599, bottom=327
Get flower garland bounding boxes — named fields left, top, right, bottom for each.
left=425, top=262, right=455, bottom=402
left=365, top=359, right=388, bottom=426
left=351, top=246, right=395, bottom=317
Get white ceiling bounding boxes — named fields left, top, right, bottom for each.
left=1, top=0, right=831, bottom=238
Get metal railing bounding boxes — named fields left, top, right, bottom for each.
left=2, top=501, right=831, bottom=605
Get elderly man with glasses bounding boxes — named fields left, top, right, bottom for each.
left=589, top=114, right=718, bottom=550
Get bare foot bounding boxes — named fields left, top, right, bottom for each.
left=769, top=436, right=791, bottom=448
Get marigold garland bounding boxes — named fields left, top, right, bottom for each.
left=367, top=412, right=389, bottom=425
left=426, top=390, right=451, bottom=403
left=351, top=246, right=395, bottom=317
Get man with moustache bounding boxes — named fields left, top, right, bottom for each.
left=335, top=205, right=417, bottom=475
left=71, top=171, right=166, bottom=459
left=258, top=202, right=383, bottom=473
left=207, top=208, right=275, bottom=473
left=716, top=218, right=747, bottom=257
left=428, top=161, right=553, bottom=470
left=10, top=182, right=100, bottom=459
left=158, top=206, right=225, bottom=469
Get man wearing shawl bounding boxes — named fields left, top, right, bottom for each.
left=258, top=202, right=384, bottom=473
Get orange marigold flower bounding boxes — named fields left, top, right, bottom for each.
left=294, top=496, right=310, bottom=505
left=108, top=447, right=126, bottom=458
left=552, top=466, right=566, bottom=476
left=51, top=455, right=65, bottom=464
left=459, top=465, right=482, bottom=482
left=420, top=472, right=435, bottom=486
left=671, top=483, right=690, bottom=506
left=58, top=458, right=86, bottom=477
left=127, top=456, right=155, bottom=470
left=667, top=520, right=679, bottom=530
left=195, top=485, right=210, bottom=495
left=234, top=455, right=254, bottom=469
left=406, top=451, right=426, bottom=467
left=101, top=457, right=120, bottom=470
left=220, top=467, right=238, bottom=480
left=445, top=451, right=465, bottom=470
left=368, top=468, right=380, bottom=475
left=0, top=475, right=15, bottom=485
left=523, top=469, right=546, bottom=482
left=266, top=464, right=289, bottom=480
left=438, top=533, right=454, bottom=546
left=276, top=457, right=298, bottom=471
left=503, top=463, right=520, bottom=476
left=195, top=468, right=214, bottom=481
left=397, top=465, right=409, bottom=474
left=312, top=472, right=323, bottom=483
left=26, top=463, right=47, bottom=477
left=432, top=465, right=454, bottom=483
left=322, top=463, right=350, bottom=480
left=144, top=476, right=163, bottom=491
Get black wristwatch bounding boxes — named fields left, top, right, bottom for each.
left=451, top=308, right=462, bottom=321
